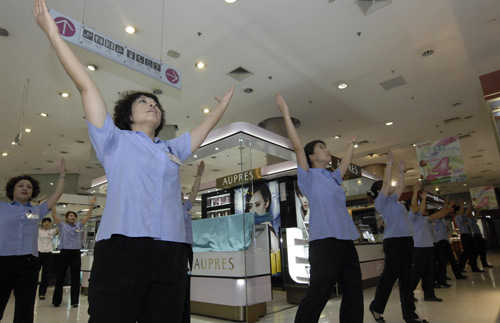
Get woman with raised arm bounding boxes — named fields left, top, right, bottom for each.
left=51, top=197, right=96, bottom=308
left=275, top=93, right=363, bottom=323
left=409, top=188, right=452, bottom=303
left=368, top=153, right=427, bottom=323
left=0, top=158, right=66, bottom=323
left=34, top=0, right=233, bottom=321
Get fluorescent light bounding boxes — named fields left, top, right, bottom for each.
left=225, top=0, right=237, bottom=3
left=125, top=26, right=136, bottom=34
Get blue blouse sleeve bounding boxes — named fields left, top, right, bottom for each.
left=87, top=114, right=120, bottom=162
left=297, top=164, right=312, bottom=197
left=167, top=132, right=192, bottom=162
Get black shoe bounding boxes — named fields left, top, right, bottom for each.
left=72, top=304, right=78, bottom=308
left=53, top=304, right=60, bottom=307
left=39, top=295, right=45, bottom=300
left=442, top=283, right=452, bottom=288
left=424, top=296, right=443, bottom=302
left=369, top=308, right=385, bottom=322
left=461, top=269, right=467, bottom=273
left=483, top=264, right=493, bottom=268
left=456, top=275, right=468, bottom=279
left=434, top=283, right=442, bottom=288
left=472, top=268, right=484, bottom=272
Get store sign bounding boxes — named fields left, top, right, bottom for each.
left=470, top=186, right=499, bottom=210
left=426, top=192, right=445, bottom=204
left=415, top=135, right=466, bottom=185
left=49, top=9, right=182, bottom=90
left=330, top=156, right=362, bottom=178
left=216, top=168, right=262, bottom=189
left=191, top=251, right=242, bottom=277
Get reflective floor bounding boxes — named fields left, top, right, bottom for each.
left=2, top=251, right=499, bottom=322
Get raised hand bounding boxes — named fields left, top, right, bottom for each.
left=413, top=180, right=422, bottom=191
left=89, top=197, right=97, bottom=205
left=398, top=160, right=405, bottom=173
left=387, top=150, right=394, bottom=163
left=421, top=190, right=427, bottom=199
left=275, top=92, right=290, bottom=116
left=34, top=0, right=58, bottom=36
left=348, top=135, right=357, bottom=145
left=214, top=85, right=234, bottom=105
left=197, top=161, right=205, bottom=176
left=58, top=158, right=66, bottom=176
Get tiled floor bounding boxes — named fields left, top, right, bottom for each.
left=2, top=252, right=500, bottom=322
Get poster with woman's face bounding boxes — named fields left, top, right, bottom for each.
left=234, top=180, right=281, bottom=237
left=294, top=180, right=310, bottom=230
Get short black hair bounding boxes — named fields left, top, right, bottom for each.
left=65, top=211, right=77, bottom=218
left=41, top=217, right=52, bottom=224
left=5, top=175, right=40, bottom=201
left=113, top=91, right=166, bottom=137
left=367, top=180, right=383, bottom=199
left=304, top=140, right=326, bottom=168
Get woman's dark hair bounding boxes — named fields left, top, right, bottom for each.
left=113, top=91, right=166, bottom=137
left=5, top=175, right=40, bottom=201
left=245, top=183, right=272, bottom=213
left=294, top=181, right=304, bottom=197
left=42, top=218, right=52, bottom=224
left=367, top=180, right=383, bottom=199
left=65, top=211, right=77, bottom=218
left=304, top=140, right=326, bottom=168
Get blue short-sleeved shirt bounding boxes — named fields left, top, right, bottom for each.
left=431, top=219, right=449, bottom=242
left=409, top=211, right=434, bottom=247
left=297, top=165, right=359, bottom=242
left=183, top=201, right=193, bottom=245
left=58, top=222, right=83, bottom=250
left=88, top=114, right=192, bottom=243
left=454, top=215, right=470, bottom=234
left=469, top=218, right=482, bottom=235
left=0, top=201, right=49, bottom=257
left=374, top=192, right=414, bottom=239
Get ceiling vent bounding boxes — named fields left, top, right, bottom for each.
left=470, top=155, right=482, bottom=159
left=458, top=132, right=472, bottom=140
left=355, top=0, right=392, bottom=16
left=481, top=170, right=491, bottom=173
left=355, top=140, right=370, bottom=146
left=379, top=76, right=407, bottom=91
left=443, top=116, right=461, bottom=124
left=227, top=66, right=254, bottom=81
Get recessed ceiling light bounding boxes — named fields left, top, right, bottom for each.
left=203, top=108, right=210, bottom=114
left=1, top=152, right=7, bottom=157
left=225, top=0, right=237, bottom=3
left=87, top=64, right=97, bottom=71
left=435, top=187, right=439, bottom=191
left=193, top=155, right=198, bottom=158
left=50, top=182, right=54, bottom=186
left=60, top=92, right=69, bottom=98
left=215, top=147, right=219, bottom=151
left=125, top=26, right=136, bottom=34
left=195, top=62, right=205, bottom=69
left=354, top=144, right=359, bottom=148
left=337, top=83, right=348, bottom=89
left=391, top=181, right=397, bottom=187
left=334, top=135, right=341, bottom=139
left=463, top=183, right=467, bottom=186
left=386, top=121, right=394, bottom=126
left=412, top=143, right=416, bottom=147
left=40, top=113, right=48, bottom=117
left=25, top=128, right=32, bottom=133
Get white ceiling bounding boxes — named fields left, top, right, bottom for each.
left=1, top=0, right=500, bottom=198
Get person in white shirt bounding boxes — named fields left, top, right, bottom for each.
left=37, top=211, right=59, bottom=299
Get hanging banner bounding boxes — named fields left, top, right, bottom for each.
left=415, top=135, right=466, bottom=185
left=49, top=9, right=182, bottom=90
left=470, top=186, right=499, bottom=210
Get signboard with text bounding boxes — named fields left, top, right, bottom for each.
left=330, top=156, right=362, bottom=179
left=216, top=168, right=262, bottom=189
left=415, top=135, right=466, bottom=185
left=470, top=186, right=499, bottom=210
left=50, top=9, right=181, bottom=89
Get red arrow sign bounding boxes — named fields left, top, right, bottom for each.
left=165, top=68, right=179, bottom=84
left=54, top=17, right=76, bottom=37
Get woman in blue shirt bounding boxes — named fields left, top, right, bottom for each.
left=275, top=93, right=362, bottom=323
left=0, top=159, right=66, bottom=323
left=35, top=1, right=233, bottom=321
left=368, top=152, right=426, bottom=323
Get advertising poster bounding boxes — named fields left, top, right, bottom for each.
left=415, top=135, right=466, bottom=185
left=294, top=180, right=310, bottom=232
left=470, top=186, right=499, bottom=210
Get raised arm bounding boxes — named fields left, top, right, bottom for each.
left=46, top=158, right=65, bottom=210
left=380, top=151, right=394, bottom=197
left=395, top=160, right=406, bottom=199
left=465, top=204, right=474, bottom=219
left=275, top=92, right=309, bottom=171
left=51, top=206, right=61, bottom=226
left=457, top=197, right=465, bottom=216
left=410, top=181, right=421, bottom=214
left=337, top=136, right=356, bottom=178
left=34, top=0, right=107, bottom=127
left=188, top=161, right=204, bottom=205
left=420, top=190, right=428, bottom=215
left=429, top=197, right=452, bottom=220
left=190, top=86, right=234, bottom=152
left=81, top=197, right=96, bottom=226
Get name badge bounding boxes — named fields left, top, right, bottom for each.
left=75, top=229, right=80, bottom=233
left=26, top=212, right=39, bottom=220
left=166, top=151, right=183, bottom=166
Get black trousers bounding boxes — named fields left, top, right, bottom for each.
left=472, top=234, right=489, bottom=267
left=88, top=235, right=188, bottom=323
left=294, top=238, right=363, bottom=323
left=38, top=252, right=53, bottom=297
left=442, top=240, right=462, bottom=278
left=458, top=234, right=478, bottom=270
left=412, top=247, right=436, bottom=298
left=370, top=237, right=418, bottom=321
left=433, top=241, right=448, bottom=285
left=52, top=249, right=81, bottom=306
left=181, top=245, right=194, bottom=323
left=0, top=255, right=39, bottom=323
